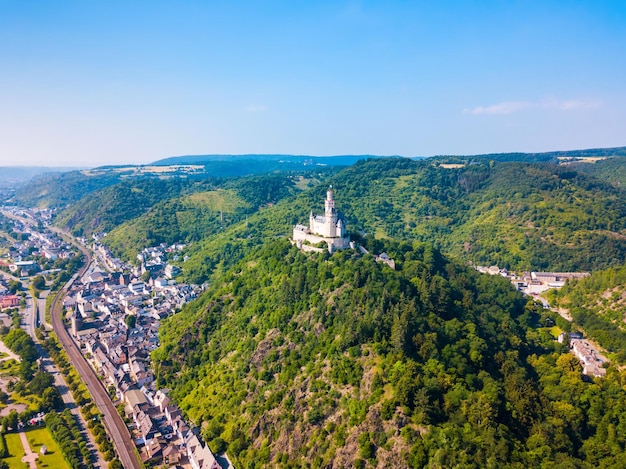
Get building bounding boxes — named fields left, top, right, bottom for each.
left=164, top=264, right=180, bottom=279
left=570, top=338, right=608, bottom=378
left=9, top=260, right=38, bottom=274
left=186, top=433, right=221, bottom=469
left=0, top=295, right=19, bottom=309
left=292, top=187, right=351, bottom=253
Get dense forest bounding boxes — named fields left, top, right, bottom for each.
left=12, top=155, right=626, bottom=279
left=154, top=238, right=626, bottom=468
left=55, top=177, right=223, bottom=237
left=549, top=265, right=626, bottom=362
left=571, top=158, right=626, bottom=188
left=176, top=158, right=626, bottom=283
left=9, top=157, right=341, bottom=209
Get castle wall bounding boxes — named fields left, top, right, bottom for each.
left=292, top=187, right=350, bottom=253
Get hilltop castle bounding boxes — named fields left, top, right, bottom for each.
left=292, top=187, right=351, bottom=253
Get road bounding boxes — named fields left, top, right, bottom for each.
left=22, top=293, right=106, bottom=469
left=0, top=268, right=21, bottom=284
left=49, top=242, right=142, bottom=469
left=3, top=209, right=141, bottom=468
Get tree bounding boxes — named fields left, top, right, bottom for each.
left=8, top=280, right=21, bottom=294
left=125, top=314, right=136, bottom=329
left=19, top=410, right=31, bottom=426
left=41, top=387, right=64, bottom=412
left=3, top=410, right=18, bottom=431
left=29, top=371, right=55, bottom=395
left=31, top=275, right=46, bottom=290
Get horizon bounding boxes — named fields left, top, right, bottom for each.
left=2, top=1, right=625, bottom=166
left=1, top=144, right=626, bottom=169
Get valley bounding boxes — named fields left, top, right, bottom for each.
left=2, top=153, right=626, bottom=468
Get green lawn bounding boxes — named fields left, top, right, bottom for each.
left=550, top=325, right=563, bottom=338
left=27, top=426, right=70, bottom=469
left=0, top=358, right=20, bottom=376
left=1, top=427, right=70, bottom=469
left=4, top=431, right=28, bottom=469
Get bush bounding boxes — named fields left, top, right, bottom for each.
left=210, top=437, right=227, bottom=454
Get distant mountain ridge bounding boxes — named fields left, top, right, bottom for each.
left=0, top=166, right=83, bottom=184
left=152, top=146, right=626, bottom=166
left=150, top=154, right=397, bottom=167
left=437, top=146, right=626, bottom=162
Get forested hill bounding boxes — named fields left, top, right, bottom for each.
left=54, top=177, right=216, bottom=236
left=10, top=159, right=338, bottom=209
left=101, top=173, right=310, bottom=259
left=179, top=158, right=626, bottom=283
left=331, top=158, right=626, bottom=271
left=549, top=265, right=626, bottom=361
left=11, top=169, right=124, bottom=208
left=154, top=238, right=626, bottom=468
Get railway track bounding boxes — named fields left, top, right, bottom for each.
left=49, top=240, right=142, bottom=469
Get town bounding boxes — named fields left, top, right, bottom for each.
left=0, top=207, right=232, bottom=469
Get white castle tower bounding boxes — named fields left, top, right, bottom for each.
left=292, top=186, right=350, bottom=253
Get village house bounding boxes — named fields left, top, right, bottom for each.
left=570, top=338, right=608, bottom=378
left=186, top=433, right=222, bottom=469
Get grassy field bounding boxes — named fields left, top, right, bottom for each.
left=550, top=325, right=564, bottom=338
left=27, top=426, right=70, bottom=469
left=4, top=431, right=28, bottom=469
left=186, top=189, right=248, bottom=212
left=1, top=427, right=70, bottom=469
left=0, top=359, right=20, bottom=376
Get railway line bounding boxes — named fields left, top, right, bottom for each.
left=49, top=239, right=142, bottom=469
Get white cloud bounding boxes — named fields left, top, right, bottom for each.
left=555, top=99, right=601, bottom=111
left=465, top=101, right=531, bottom=115
left=464, top=98, right=601, bottom=115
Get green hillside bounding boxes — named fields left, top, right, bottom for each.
left=12, top=169, right=123, bottom=208
left=179, top=158, right=626, bottom=284
left=570, top=156, right=626, bottom=189
left=11, top=158, right=338, bottom=209
left=334, top=159, right=626, bottom=271
left=154, top=238, right=626, bottom=468
left=549, top=265, right=626, bottom=361
left=54, top=177, right=219, bottom=237
left=102, top=173, right=310, bottom=260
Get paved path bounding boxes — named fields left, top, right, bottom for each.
left=23, top=292, right=106, bottom=469
left=19, top=429, right=38, bottom=468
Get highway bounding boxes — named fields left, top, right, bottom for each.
left=49, top=238, right=142, bottom=469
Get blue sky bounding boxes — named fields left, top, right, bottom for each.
left=1, top=1, right=625, bottom=166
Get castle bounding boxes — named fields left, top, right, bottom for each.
left=292, top=187, right=351, bottom=253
